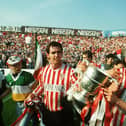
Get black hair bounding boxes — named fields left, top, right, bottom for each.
left=83, top=50, right=92, bottom=60
left=113, top=56, right=123, bottom=65
left=46, top=41, right=63, bottom=54
left=105, top=53, right=114, bottom=59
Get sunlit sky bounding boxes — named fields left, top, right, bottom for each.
left=0, top=0, right=126, bottom=31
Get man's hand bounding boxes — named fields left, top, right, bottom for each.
left=24, top=93, right=36, bottom=107
left=103, top=82, right=119, bottom=104
left=104, top=88, right=118, bottom=104
left=76, top=61, right=88, bottom=73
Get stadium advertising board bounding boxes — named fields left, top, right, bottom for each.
left=77, top=30, right=101, bottom=37
left=0, top=25, right=102, bottom=37
left=0, top=26, right=21, bottom=32
left=24, top=26, right=49, bottom=34
left=24, top=26, right=101, bottom=37
left=51, top=28, right=74, bottom=36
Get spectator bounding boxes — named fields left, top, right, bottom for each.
left=101, top=53, right=115, bottom=70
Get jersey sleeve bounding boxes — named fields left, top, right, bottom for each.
left=70, top=68, right=80, bottom=89
left=32, top=69, right=44, bottom=96
left=118, top=68, right=126, bottom=90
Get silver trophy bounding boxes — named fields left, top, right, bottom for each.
left=67, top=65, right=117, bottom=114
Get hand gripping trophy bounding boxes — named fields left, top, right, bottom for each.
left=67, top=62, right=118, bottom=115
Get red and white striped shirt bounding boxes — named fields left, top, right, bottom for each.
left=33, top=63, right=76, bottom=111
left=83, top=68, right=126, bottom=126
left=95, top=67, right=126, bottom=126
left=109, top=67, right=126, bottom=126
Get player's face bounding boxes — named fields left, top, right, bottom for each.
left=107, top=57, right=113, bottom=65
left=47, top=46, right=63, bottom=66
left=8, top=62, right=22, bottom=74
left=114, top=63, right=124, bottom=69
left=83, top=54, right=91, bottom=62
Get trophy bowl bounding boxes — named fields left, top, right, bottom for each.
left=81, top=65, right=112, bottom=92
left=71, top=65, right=113, bottom=114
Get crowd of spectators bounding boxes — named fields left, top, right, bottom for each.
left=0, top=32, right=126, bottom=68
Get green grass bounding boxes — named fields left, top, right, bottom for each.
left=2, top=94, right=81, bottom=126
left=2, top=94, right=17, bottom=126
left=2, top=94, right=35, bottom=126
